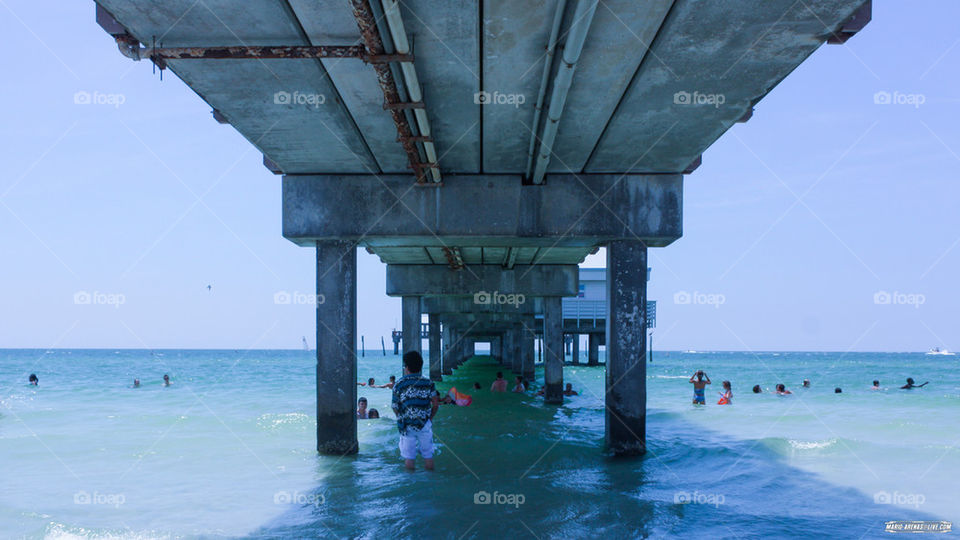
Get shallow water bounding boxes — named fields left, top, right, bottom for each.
left=0, top=349, right=957, bottom=538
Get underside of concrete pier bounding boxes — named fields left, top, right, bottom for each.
left=93, top=0, right=870, bottom=456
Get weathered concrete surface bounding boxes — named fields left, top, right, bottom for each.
left=98, top=0, right=866, bottom=175
left=605, top=240, right=647, bottom=456
left=386, top=264, right=578, bottom=297
left=401, top=296, right=421, bottom=355
left=428, top=313, right=442, bottom=381
left=283, top=174, right=682, bottom=251
left=441, top=324, right=454, bottom=375
left=421, top=296, right=543, bottom=315
left=315, top=241, right=358, bottom=455
left=571, top=333, right=580, bottom=365
left=588, top=333, right=600, bottom=366
left=543, top=297, right=564, bottom=404
left=587, top=0, right=869, bottom=173
left=521, top=317, right=536, bottom=382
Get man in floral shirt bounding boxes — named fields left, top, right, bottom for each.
left=392, top=351, right=439, bottom=470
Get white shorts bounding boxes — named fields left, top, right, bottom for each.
left=399, top=420, right=434, bottom=460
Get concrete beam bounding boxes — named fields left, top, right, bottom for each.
left=401, top=296, right=421, bottom=356
left=428, top=313, right=442, bottom=381
left=543, top=297, right=564, bottom=404
left=283, top=174, right=682, bottom=248
left=605, top=240, right=648, bottom=456
left=386, top=264, right=578, bottom=297
left=315, top=241, right=357, bottom=455
left=420, top=296, right=543, bottom=315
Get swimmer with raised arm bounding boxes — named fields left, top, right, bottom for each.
left=901, top=377, right=928, bottom=389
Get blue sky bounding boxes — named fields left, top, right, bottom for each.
left=0, top=1, right=957, bottom=351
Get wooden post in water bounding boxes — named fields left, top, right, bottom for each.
left=361, top=335, right=365, bottom=357
left=381, top=336, right=386, bottom=356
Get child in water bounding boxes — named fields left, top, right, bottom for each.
left=718, top=381, right=732, bottom=404
left=689, top=370, right=711, bottom=404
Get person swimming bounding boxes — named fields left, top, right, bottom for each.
left=834, top=387, right=842, bottom=393
left=562, top=383, right=578, bottom=396
left=28, top=374, right=38, bottom=386
left=718, top=381, right=732, bottom=404
left=491, top=372, right=507, bottom=392
left=163, top=374, right=172, bottom=387
left=901, top=377, right=929, bottom=389
left=871, top=380, right=881, bottom=390
left=132, top=378, right=140, bottom=388
left=357, top=397, right=368, bottom=418
left=512, top=376, right=526, bottom=393
left=374, top=376, right=396, bottom=389
left=752, top=385, right=762, bottom=394
left=776, top=384, right=792, bottom=395
left=473, top=382, right=482, bottom=390
left=802, top=379, right=810, bottom=388
left=689, top=370, right=710, bottom=404
left=367, top=408, right=380, bottom=419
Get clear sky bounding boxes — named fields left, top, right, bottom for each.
left=1, top=1, right=957, bottom=352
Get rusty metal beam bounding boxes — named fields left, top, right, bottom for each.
left=350, top=0, right=434, bottom=184
left=441, top=247, right=465, bottom=270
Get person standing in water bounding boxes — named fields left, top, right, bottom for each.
left=901, top=377, right=929, bottom=389
left=28, top=374, right=38, bottom=386
left=776, top=384, right=792, bottom=395
left=392, top=351, right=439, bottom=471
left=689, top=370, right=710, bottom=404
left=871, top=380, right=881, bottom=390
left=718, top=381, right=732, bottom=404
left=512, top=376, right=526, bottom=393
left=163, top=374, right=172, bottom=387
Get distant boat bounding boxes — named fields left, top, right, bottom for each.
left=683, top=350, right=698, bottom=354
left=925, top=347, right=955, bottom=356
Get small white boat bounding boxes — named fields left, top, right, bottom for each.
left=925, top=347, right=955, bottom=356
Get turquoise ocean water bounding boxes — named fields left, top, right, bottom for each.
left=1, top=349, right=957, bottom=538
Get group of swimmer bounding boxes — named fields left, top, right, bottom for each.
left=690, top=370, right=931, bottom=405
left=25, top=373, right=173, bottom=388
left=357, top=370, right=579, bottom=419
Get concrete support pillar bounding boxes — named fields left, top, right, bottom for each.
left=572, top=333, right=580, bottom=365
left=428, top=313, right=441, bottom=381
left=441, top=325, right=454, bottom=375
left=605, top=240, right=648, bottom=456
left=522, top=317, right=536, bottom=383
left=315, top=241, right=358, bottom=455
left=401, top=296, right=421, bottom=357
left=510, top=326, right=522, bottom=374
left=543, top=297, right=563, bottom=404
left=588, top=333, right=600, bottom=366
